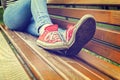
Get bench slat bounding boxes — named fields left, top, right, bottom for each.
left=47, top=0, right=120, bottom=5
left=78, top=50, right=120, bottom=80
left=60, top=56, right=112, bottom=80
left=85, top=40, right=120, bottom=64
left=48, top=7, right=120, bottom=26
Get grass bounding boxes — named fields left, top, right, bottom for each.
left=97, top=23, right=120, bottom=31
left=0, top=7, right=4, bottom=24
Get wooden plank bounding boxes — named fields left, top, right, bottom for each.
left=77, top=50, right=120, bottom=80
left=15, top=30, right=112, bottom=80
left=59, top=55, right=112, bottom=80
left=0, top=25, right=64, bottom=80
left=0, top=31, right=30, bottom=80
left=84, top=40, right=120, bottom=64
left=48, top=7, right=120, bottom=26
left=51, top=17, right=120, bottom=46
left=47, top=0, right=120, bottom=5
left=94, top=27, right=120, bottom=47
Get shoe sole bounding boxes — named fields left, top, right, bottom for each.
left=37, top=39, right=68, bottom=50
left=65, top=14, right=96, bottom=56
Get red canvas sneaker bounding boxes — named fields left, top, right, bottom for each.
left=66, top=24, right=75, bottom=42
left=37, top=24, right=67, bottom=50
left=64, top=14, right=96, bottom=56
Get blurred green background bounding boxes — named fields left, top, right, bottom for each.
left=0, top=7, right=3, bottom=23
left=0, top=0, right=3, bottom=23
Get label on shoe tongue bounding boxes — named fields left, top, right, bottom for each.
left=45, top=24, right=58, bottom=31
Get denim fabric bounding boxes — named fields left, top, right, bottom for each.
left=3, top=0, right=52, bottom=36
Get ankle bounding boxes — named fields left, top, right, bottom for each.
left=39, top=24, right=53, bottom=35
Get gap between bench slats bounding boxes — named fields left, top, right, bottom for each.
left=48, top=7, right=120, bottom=26
left=77, top=50, right=120, bottom=80
left=85, top=40, right=120, bottom=64
left=94, top=27, right=120, bottom=47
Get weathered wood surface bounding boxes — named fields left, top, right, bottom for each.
left=1, top=20, right=120, bottom=80
left=0, top=26, right=64, bottom=80
left=48, top=7, right=120, bottom=26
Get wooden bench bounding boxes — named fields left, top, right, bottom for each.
left=0, top=0, right=120, bottom=80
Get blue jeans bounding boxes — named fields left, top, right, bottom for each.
left=3, top=0, right=53, bottom=36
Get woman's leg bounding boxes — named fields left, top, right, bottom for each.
left=3, top=0, right=53, bottom=36
left=31, top=0, right=52, bottom=29
left=26, top=17, right=40, bottom=36
left=3, top=0, right=32, bottom=31
left=26, top=0, right=53, bottom=36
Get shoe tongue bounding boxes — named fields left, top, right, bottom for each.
left=45, top=24, right=58, bottom=31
